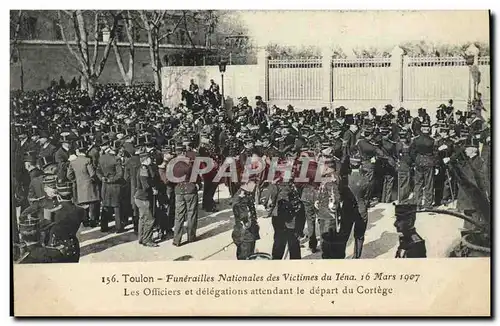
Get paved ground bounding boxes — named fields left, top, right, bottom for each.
left=78, top=185, right=464, bottom=263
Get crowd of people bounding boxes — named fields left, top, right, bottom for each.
left=10, top=79, right=491, bottom=263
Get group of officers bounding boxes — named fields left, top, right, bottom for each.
left=10, top=82, right=491, bottom=263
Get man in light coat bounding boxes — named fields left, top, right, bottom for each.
left=67, top=141, right=101, bottom=227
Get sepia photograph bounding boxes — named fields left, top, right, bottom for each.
left=9, top=8, right=492, bottom=317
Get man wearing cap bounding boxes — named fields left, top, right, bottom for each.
left=134, top=151, right=159, bottom=247
left=295, top=149, right=320, bottom=253
left=67, top=141, right=101, bottom=228
left=17, top=180, right=85, bottom=263
left=54, top=133, right=73, bottom=183
left=395, top=130, right=413, bottom=204
left=266, top=147, right=303, bottom=259
left=231, top=179, right=260, bottom=260
left=448, top=134, right=488, bottom=230
left=354, top=125, right=392, bottom=258
left=379, top=125, right=397, bottom=203
left=171, top=142, right=199, bottom=246
left=37, top=131, right=57, bottom=168
left=409, top=122, right=436, bottom=209
left=96, top=143, right=125, bottom=233
left=124, top=147, right=142, bottom=233
left=434, top=126, right=455, bottom=205
left=394, top=204, right=426, bottom=258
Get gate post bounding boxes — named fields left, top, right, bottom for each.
left=390, top=46, right=405, bottom=108
left=321, top=47, right=333, bottom=109
left=257, top=48, right=269, bottom=101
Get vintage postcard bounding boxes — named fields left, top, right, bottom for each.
left=10, top=9, right=491, bottom=316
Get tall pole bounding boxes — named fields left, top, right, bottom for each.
left=221, top=73, right=225, bottom=107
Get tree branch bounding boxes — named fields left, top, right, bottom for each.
left=71, top=11, right=89, bottom=74
left=95, top=13, right=119, bottom=77
left=57, top=11, right=87, bottom=74
left=157, top=14, right=183, bottom=42
left=182, top=11, right=196, bottom=48
left=91, top=11, right=100, bottom=73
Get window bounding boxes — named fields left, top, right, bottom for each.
left=178, top=30, right=185, bottom=45
left=165, top=29, right=172, bottom=44
left=26, top=16, right=37, bottom=39
left=116, top=24, right=125, bottom=42
left=53, top=20, right=62, bottom=40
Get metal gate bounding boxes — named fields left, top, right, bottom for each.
left=331, top=57, right=392, bottom=101
left=268, top=58, right=322, bottom=101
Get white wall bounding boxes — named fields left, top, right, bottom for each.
left=161, top=65, right=260, bottom=108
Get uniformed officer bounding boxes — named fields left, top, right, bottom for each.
left=355, top=124, right=393, bottom=257
left=395, top=129, right=413, bottom=204
left=394, top=204, right=427, bottom=258
left=172, top=142, right=199, bottom=246
left=410, top=122, right=436, bottom=209
left=266, top=148, right=303, bottom=259
left=231, top=179, right=260, bottom=260
left=134, top=150, right=159, bottom=247
left=17, top=180, right=85, bottom=264
left=434, top=126, right=455, bottom=205
left=379, top=126, right=397, bottom=203
left=96, top=143, right=125, bottom=233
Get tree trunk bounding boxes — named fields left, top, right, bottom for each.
left=17, top=47, right=24, bottom=91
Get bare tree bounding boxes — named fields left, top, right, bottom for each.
left=10, top=10, right=24, bottom=91
left=138, top=10, right=184, bottom=91
left=57, top=10, right=120, bottom=97
left=109, top=10, right=135, bottom=86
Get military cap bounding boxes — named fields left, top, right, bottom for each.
left=38, top=130, right=49, bottom=139
left=437, top=104, right=447, bottom=109
left=384, top=104, right=394, bottom=111
left=40, top=155, right=55, bottom=169
left=394, top=204, right=417, bottom=230
left=246, top=252, right=272, bottom=260
left=59, top=132, right=73, bottom=143
left=139, top=151, right=151, bottom=159
left=465, top=135, right=480, bottom=148
left=439, top=126, right=450, bottom=133
left=23, top=152, right=37, bottom=164
left=56, top=180, right=73, bottom=196
left=345, top=114, right=355, bottom=125
left=255, top=96, right=263, bottom=101
left=75, top=140, right=87, bottom=151
left=42, top=174, right=58, bottom=188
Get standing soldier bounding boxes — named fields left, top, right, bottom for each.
left=395, top=130, right=413, bottom=204
left=295, top=148, right=319, bottom=252
left=134, top=151, right=159, bottom=247
left=231, top=179, right=260, bottom=260
left=96, top=144, right=125, bottom=233
left=54, top=134, right=72, bottom=183
left=355, top=124, right=393, bottom=257
left=172, top=143, right=199, bottom=246
left=379, top=126, right=397, bottom=203
left=266, top=148, right=303, bottom=259
left=124, top=146, right=141, bottom=233
left=67, top=140, right=101, bottom=228
left=410, top=123, right=436, bottom=209
left=434, top=126, right=455, bottom=205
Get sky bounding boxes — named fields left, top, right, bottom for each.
left=236, top=10, right=490, bottom=53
